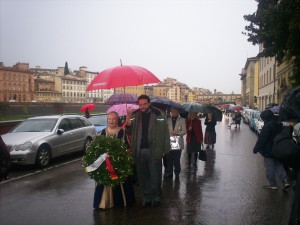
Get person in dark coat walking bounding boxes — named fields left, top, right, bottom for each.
left=253, top=109, right=289, bottom=190
left=204, top=112, right=217, bottom=149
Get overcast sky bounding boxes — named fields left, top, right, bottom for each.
left=0, top=0, right=258, bottom=94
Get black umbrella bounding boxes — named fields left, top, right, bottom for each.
left=205, top=106, right=222, bottom=122
left=150, top=96, right=186, bottom=113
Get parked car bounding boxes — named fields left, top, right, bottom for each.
left=243, top=109, right=256, bottom=124
left=1, top=114, right=96, bottom=168
left=256, top=117, right=264, bottom=135
left=88, top=113, right=108, bottom=134
left=250, top=111, right=261, bottom=131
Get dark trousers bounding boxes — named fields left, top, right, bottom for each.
left=136, top=148, right=162, bottom=202
left=166, top=150, right=182, bottom=176
left=188, top=153, right=198, bottom=166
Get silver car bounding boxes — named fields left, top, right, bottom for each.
left=1, top=114, right=96, bottom=168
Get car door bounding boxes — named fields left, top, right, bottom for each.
left=52, top=118, right=74, bottom=156
left=67, top=117, right=86, bottom=153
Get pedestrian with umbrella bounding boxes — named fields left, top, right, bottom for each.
left=204, top=112, right=217, bottom=150
left=80, top=103, right=96, bottom=119
left=186, top=111, right=203, bottom=170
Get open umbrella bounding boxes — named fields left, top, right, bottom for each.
left=150, top=96, right=186, bottom=113
left=232, top=106, right=243, bottom=111
left=270, top=105, right=280, bottom=114
left=182, top=102, right=205, bottom=112
left=86, top=65, right=161, bottom=91
left=105, top=93, right=137, bottom=105
left=107, top=104, right=139, bottom=116
left=80, top=103, right=96, bottom=112
left=205, top=106, right=222, bottom=122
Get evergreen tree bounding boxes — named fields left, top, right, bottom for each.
left=64, top=61, right=70, bottom=75
left=243, top=0, right=300, bottom=87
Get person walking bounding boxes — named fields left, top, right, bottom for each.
left=93, top=112, right=135, bottom=209
left=253, top=109, right=290, bottom=190
left=186, top=112, right=203, bottom=170
left=165, top=107, right=187, bottom=180
left=125, top=95, right=170, bottom=207
left=204, top=112, right=217, bottom=150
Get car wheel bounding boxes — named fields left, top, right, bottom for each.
left=83, top=137, right=92, bottom=152
left=36, top=146, right=51, bottom=168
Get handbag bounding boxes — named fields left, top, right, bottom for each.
left=198, top=144, right=207, bottom=161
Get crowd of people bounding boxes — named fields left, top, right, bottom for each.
left=91, top=94, right=218, bottom=208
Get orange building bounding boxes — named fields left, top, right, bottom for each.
left=0, top=62, right=35, bottom=102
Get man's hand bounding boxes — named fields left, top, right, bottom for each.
left=125, top=109, right=134, bottom=126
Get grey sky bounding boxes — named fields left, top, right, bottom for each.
left=0, top=0, right=258, bottom=94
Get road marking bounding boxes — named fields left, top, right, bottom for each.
left=0, top=158, right=82, bottom=185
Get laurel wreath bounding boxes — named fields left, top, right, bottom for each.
left=82, top=135, right=133, bottom=186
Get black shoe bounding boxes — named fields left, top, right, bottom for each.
left=212, top=145, right=214, bottom=149
left=206, top=145, right=209, bottom=150
left=142, top=200, right=152, bottom=207
left=152, top=200, right=161, bottom=207
left=194, top=164, right=198, bottom=170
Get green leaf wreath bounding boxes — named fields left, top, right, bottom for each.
left=82, top=135, right=133, bottom=186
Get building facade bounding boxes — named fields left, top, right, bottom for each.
left=240, top=57, right=259, bottom=109
left=0, top=63, right=35, bottom=102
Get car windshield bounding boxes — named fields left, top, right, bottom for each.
left=12, top=119, right=58, bottom=132
left=88, top=115, right=107, bottom=126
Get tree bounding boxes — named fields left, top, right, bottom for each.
left=243, top=0, right=300, bottom=86
left=64, top=61, right=70, bottom=75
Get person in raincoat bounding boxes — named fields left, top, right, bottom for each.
left=204, top=112, right=217, bottom=149
left=186, top=112, right=203, bottom=170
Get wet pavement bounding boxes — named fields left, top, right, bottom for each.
left=0, top=117, right=294, bottom=225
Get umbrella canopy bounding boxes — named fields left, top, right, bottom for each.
left=150, top=96, right=186, bottom=113
left=80, top=103, right=96, bottom=112
left=270, top=105, right=280, bottom=114
left=107, top=104, right=139, bottom=116
left=182, top=102, right=205, bottom=112
left=105, top=93, right=138, bottom=105
left=205, top=106, right=222, bottom=122
left=86, top=65, right=161, bottom=91
left=232, top=106, right=243, bottom=111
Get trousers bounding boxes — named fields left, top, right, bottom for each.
left=136, top=148, right=162, bottom=202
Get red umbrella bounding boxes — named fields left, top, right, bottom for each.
left=86, top=65, right=161, bottom=91
left=232, top=106, right=243, bottom=111
left=105, top=93, right=137, bottom=105
left=80, top=103, right=96, bottom=112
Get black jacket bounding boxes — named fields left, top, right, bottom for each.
left=253, top=110, right=282, bottom=158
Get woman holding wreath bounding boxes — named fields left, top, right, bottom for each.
left=93, top=111, right=135, bottom=209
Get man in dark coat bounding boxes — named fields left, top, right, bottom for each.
left=253, top=109, right=289, bottom=190
left=125, top=95, right=170, bottom=207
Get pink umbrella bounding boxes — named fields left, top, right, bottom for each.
left=107, top=104, right=139, bottom=116
left=86, top=65, right=161, bottom=91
